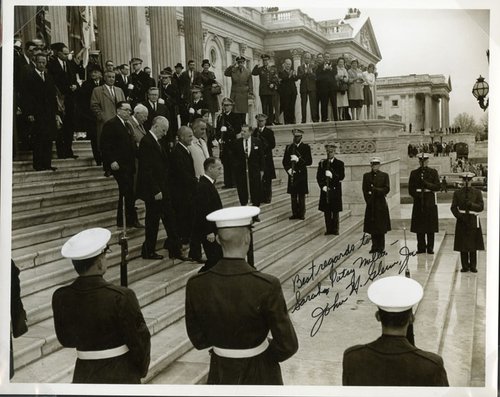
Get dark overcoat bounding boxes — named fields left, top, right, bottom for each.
left=52, top=275, right=151, bottom=383
left=343, top=335, right=449, bottom=386
left=408, top=166, right=440, bottom=233
left=215, top=111, right=242, bottom=159
left=185, top=258, right=298, bottom=384
left=282, top=142, right=312, bottom=194
left=141, top=101, right=169, bottom=132
left=451, top=186, right=485, bottom=252
left=252, top=65, right=275, bottom=96
left=192, top=175, right=223, bottom=239
left=362, top=170, right=391, bottom=234
left=129, top=70, right=155, bottom=105
left=317, top=157, right=345, bottom=212
left=233, top=136, right=266, bottom=205
left=253, top=127, right=276, bottom=179
left=100, top=116, right=136, bottom=174
left=199, top=70, right=220, bottom=113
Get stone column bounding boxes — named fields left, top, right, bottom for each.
left=149, top=7, right=180, bottom=78
left=444, top=97, right=450, bottom=130
left=291, top=48, right=303, bottom=124
left=128, top=7, right=140, bottom=60
left=15, top=6, right=37, bottom=42
left=49, top=7, right=68, bottom=44
left=424, top=93, right=432, bottom=131
left=183, top=7, right=203, bottom=67
left=96, top=7, right=132, bottom=65
left=223, top=37, right=233, bottom=99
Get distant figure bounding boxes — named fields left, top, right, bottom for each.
left=343, top=276, right=449, bottom=386
left=440, top=176, right=448, bottom=193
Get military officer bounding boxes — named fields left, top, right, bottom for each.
left=253, top=113, right=276, bottom=203
left=343, top=276, right=449, bottom=386
left=185, top=206, right=299, bottom=384
left=362, top=157, right=391, bottom=253
left=224, top=56, right=254, bottom=124
left=252, top=54, right=274, bottom=124
left=317, top=143, right=345, bottom=235
left=408, top=153, right=440, bottom=254
left=282, top=129, right=312, bottom=220
left=52, top=228, right=151, bottom=384
left=451, top=172, right=485, bottom=272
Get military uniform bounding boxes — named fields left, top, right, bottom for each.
left=362, top=163, right=391, bottom=252
left=317, top=156, right=345, bottom=235
left=185, top=258, right=298, bottom=384
left=408, top=157, right=440, bottom=253
left=282, top=137, right=312, bottom=219
left=451, top=176, right=484, bottom=272
left=216, top=105, right=242, bottom=188
left=343, top=335, right=449, bottom=386
left=252, top=56, right=275, bottom=123
left=253, top=117, right=276, bottom=203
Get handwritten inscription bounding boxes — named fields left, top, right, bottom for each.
left=289, top=234, right=416, bottom=337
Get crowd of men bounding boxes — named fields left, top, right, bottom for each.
left=407, top=141, right=455, bottom=158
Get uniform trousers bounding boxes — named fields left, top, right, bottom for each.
left=301, top=91, right=318, bottom=123
left=262, top=172, right=273, bottom=203
left=370, top=234, right=385, bottom=252
left=221, top=147, right=235, bottom=188
left=416, top=232, right=435, bottom=253
left=32, top=129, right=53, bottom=170
left=280, top=93, right=297, bottom=124
left=56, top=97, right=75, bottom=158
left=113, top=170, right=138, bottom=226
left=324, top=210, right=339, bottom=234
left=260, top=95, right=273, bottom=124
left=460, top=251, right=477, bottom=271
left=291, top=193, right=306, bottom=218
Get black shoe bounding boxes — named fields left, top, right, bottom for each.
left=289, top=216, right=298, bottom=220
left=48, top=166, right=57, bottom=171
left=66, top=154, right=79, bottom=159
left=104, top=171, right=111, bottom=177
left=427, top=250, right=434, bottom=255
left=131, top=222, right=145, bottom=229
left=460, top=268, right=469, bottom=273
left=470, top=269, right=478, bottom=273
left=324, top=231, right=334, bottom=235
left=333, top=231, right=339, bottom=235
left=172, top=254, right=190, bottom=261
left=189, top=257, right=205, bottom=264
left=416, top=250, right=426, bottom=254
left=222, top=185, right=233, bottom=189
left=142, top=252, right=163, bottom=260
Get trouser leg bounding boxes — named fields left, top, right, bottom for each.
left=469, top=251, right=478, bottom=271
left=291, top=194, right=298, bottom=217
left=426, top=233, right=435, bottom=253
left=298, top=194, right=306, bottom=218
left=416, top=233, right=426, bottom=252
left=143, top=199, right=160, bottom=255
left=460, top=251, right=470, bottom=271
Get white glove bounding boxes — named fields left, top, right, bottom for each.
left=128, top=84, right=134, bottom=90
left=290, top=154, right=299, bottom=162
left=212, top=139, right=219, bottom=147
left=287, top=169, right=293, bottom=176
left=197, top=109, right=202, bottom=114
left=325, top=170, right=333, bottom=178
left=189, top=107, right=195, bottom=114
left=158, top=98, right=165, bottom=104
left=322, top=186, right=328, bottom=192
left=220, top=126, right=227, bottom=132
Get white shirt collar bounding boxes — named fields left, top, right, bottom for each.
left=149, top=131, right=160, bottom=143
left=203, top=174, right=215, bottom=184
left=179, top=142, right=190, bottom=153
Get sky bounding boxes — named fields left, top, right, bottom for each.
left=287, top=7, right=490, bottom=124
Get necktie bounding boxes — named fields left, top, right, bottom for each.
left=110, top=86, right=115, bottom=97
left=63, top=61, right=67, bottom=72
left=244, top=139, right=248, bottom=157
left=40, top=72, right=45, bottom=82
left=153, top=102, right=157, bottom=112
left=95, top=80, right=99, bottom=86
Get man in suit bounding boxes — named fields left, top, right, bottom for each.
left=142, top=87, right=169, bottom=132
left=129, top=57, right=154, bottom=107
left=451, top=172, right=485, bottom=273
left=408, top=153, right=440, bottom=254
left=78, top=67, right=103, bottom=165
left=190, top=118, right=210, bottom=178
left=53, top=228, right=151, bottom=384
left=252, top=54, right=274, bottom=125
left=169, top=126, right=198, bottom=261
left=253, top=114, right=276, bottom=203
left=316, top=52, right=338, bottom=122
left=158, top=69, right=180, bottom=149
left=136, top=116, right=181, bottom=260
left=47, top=42, right=79, bottom=159
left=187, top=85, right=207, bottom=124
left=317, top=143, right=345, bottom=235
left=179, top=60, right=202, bottom=125
left=224, top=56, right=254, bottom=124
left=90, top=71, right=126, bottom=157
left=192, top=157, right=224, bottom=272
left=278, top=59, right=299, bottom=125
left=343, top=276, right=448, bottom=386
left=22, top=53, right=59, bottom=171
left=114, top=64, right=132, bottom=99
left=127, top=104, right=149, bottom=147
left=282, top=129, right=312, bottom=220
left=185, top=206, right=298, bottom=384
left=100, top=101, right=142, bottom=229
left=234, top=125, right=265, bottom=212
left=362, top=157, right=391, bottom=253
left=172, top=62, right=184, bottom=86
left=297, top=52, right=318, bottom=123
left=216, top=97, right=243, bottom=188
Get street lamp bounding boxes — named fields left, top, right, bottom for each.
left=472, top=75, right=489, bottom=111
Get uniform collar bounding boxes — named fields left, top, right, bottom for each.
left=368, top=335, right=419, bottom=354
left=209, top=258, right=256, bottom=275
left=72, top=275, right=109, bottom=290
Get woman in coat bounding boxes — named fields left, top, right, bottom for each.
left=200, top=59, right=220, bottom=125
left=335, top=57, right=350, bottom=121
left=347, top=59, right=364, bottom=120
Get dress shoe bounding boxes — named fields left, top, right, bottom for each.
left=48, top=166, right=57, bottom=171
left=470, top=269, right=478, bottom=273
left=460, top=268, right=469, bottom=273
left=324, top=231, right=334, bottom=235
left=416, top=250, right=426, bottom=254
left=142, top=252, right=163, bottom=260
left=333, top=231, right=339, bottom=235
left=131, top=222, right=145, bottom=229
left=189, top=257, right=205, bottom=264
left=289, top=216, right=298, bottom=220
left=104, top=171, right=111, bottom=177
left=426, top=250, right=434, bottom=255
left=66, top=154, right=79, bottom=159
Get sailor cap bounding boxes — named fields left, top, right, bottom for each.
left=61, top=228, right=111, bottom=260
left=417, top=152, right=430, bottom=160
left=367, top=276, right=423, bottom=312
left=206, top=206, right=260, bottom=228
left=370, top=157, right=381, bottom=164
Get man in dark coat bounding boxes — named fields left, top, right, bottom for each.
left=53, top=228, right=151, bottom=384
left=10, top=260, right=28, bottom=379
left=451, top=172, right=485, bottom=272
left=278, top=58, right=299, bottom=125
left=142, top=87, right=169, bottom=132
left=187, top=85, right=207, bottom=124
left=297, top=52, right=318, bottom=123
left=362, top=157, right=391, bottom=253
left=233, top=125, right=265, bottom=210
left=408, top=153, right=440, bottom=254
left=100, top=101, right=142, bottom=228
left=22, top=53, right=59, bottom=171
left=179, top=60, right=202, bottom=125
left=158, top=69, right=181, bottom=150
left=317, top=143, right=345, bottom=235
left=136, top=116, right=181, bottom=260
left=129, top=57, right=154, bottom=107
left=253, top=114, right=276, bottom=203
left=47, top=42, right=79, bottom=159
left=169, top=126, right=198, bottom=260
left=282, top=129, right=312, bottom=220
left=185, top=206, right=299, bottom=384
left=193, top=157, right=224, bottom=272
left=216, top=97, right=243, bottom=188
left=252, top=54, right=274, bottom=124
left=315, top=52, right=338, bottom=122
left=343, top=276, right=448, bottom=386
left=114, top=64, right=132, bottom=99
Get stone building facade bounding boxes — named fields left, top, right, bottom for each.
left=375, top=74, right=452, bottom=133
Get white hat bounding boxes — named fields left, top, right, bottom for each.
left=417, top=152, right=430, bottom=160
left=206, top=206, right=260, bottom=228
left=461, top=172, right=475, bottom=179
left=370, top=157, right=381, bottom=164
left=367, top=276, right=423, bottom=312
left=61, top=228, right=112, bottom=260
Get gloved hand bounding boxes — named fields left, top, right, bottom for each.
left=290, top=154, right=299, bottom=162
left=287, top=169, right=293, bottom=176
left=322, top=186, right=328, bottom=192
left=325, top=170, right=333, bottom=178
left=220, top=126, right=227, bottom=132
left=189, top=107, right=195, bottom=114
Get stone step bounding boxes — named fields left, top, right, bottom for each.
left=13, top=166, right=105, bottom=184
left=13, top=175, right=116, bottom=198
left=14, top=145, right=94, bottom=161
left=12, top=210, right=355, bottom=381
left=13, top=158, right=97, bottom=173
left=12, top=184, right=118, bottom=214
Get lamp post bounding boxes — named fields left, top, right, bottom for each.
left=472, top=75, right=489, bottom=111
